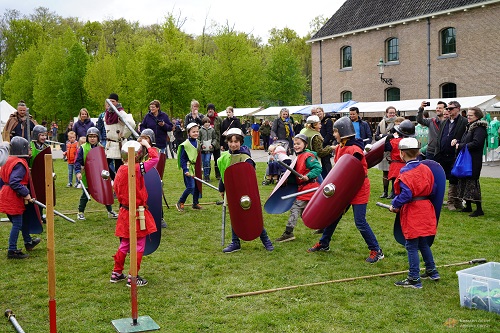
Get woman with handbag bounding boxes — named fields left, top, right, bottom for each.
left=451, top=107, right=487, bottom=217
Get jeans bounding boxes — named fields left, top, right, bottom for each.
left=68, top=163, right=75, bottom=184
left=230, top=228, right=269, bottom=245
left=405, top=237, right=436, bottom=279
left=320, top=204, right=380, bottom=251
left=178, top=175, right=200, bottom=205
left=8, top=214, right=32, bottom=251
left=202, top=152, right=212, bottom=176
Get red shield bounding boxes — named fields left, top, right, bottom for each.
left=156, top=152, right=166, bottom=179
left=144, top=169, right=162, bottom=255
left=264, top=158, right=298, bottom=214
left=31, top=147, right=56, bottom=205
left=224, top=162, right=263, bottom=241
left=195, top=152, right=203, bottom=193
left=302, top=154, right=365, bottom=229
left=364, top=137, right=385, bottom=169
left=85, top=146, right=114, bottom=205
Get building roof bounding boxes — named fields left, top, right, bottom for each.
left=311, top=0, right=498, bottom=41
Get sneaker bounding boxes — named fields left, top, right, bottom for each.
left=275, top=232, right=295, bottom=243
left=176, top=202, right=184, bottom=212
left=307, top=242, right=330, bottom=253
left=66, top=183, right=72, bottom=187
left=110, top=272, right=126, bottom=283
left=107, top=211, right=118, bottom=219
left=126, top=275, right=148, bottom=287
left=7, top=249, right=29, bottom=259
left=379, top=192, right=388, bottom=198
left=192, top=204, right=203, bottom=210
left=76, top=183, right=82, bottom=189
left=366, top=249, right=384, bottom=263
left=25, top=238, right=41, bottom=251
left=262, top=238, right=274, bottom=251
left=77, top=212, right=85, bottom=220
left=314, top=229, right=324, bottom=234
left=222, top=242, right=241, bottom=253
left=420, top=269, right=440, bottom=281
left=161, top=219, right=167, bottom=228
left=394, top=277, right=422, bottom=289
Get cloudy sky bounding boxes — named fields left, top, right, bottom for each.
left=1, top=0, right=347, bottom=42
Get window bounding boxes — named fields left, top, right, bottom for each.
left=441, top=83, right=457, bottom=98
left=341, top=91, right=352, bottom=102
left=387, top=38, right=399, bottom=62
left=386, top=88, right=400, bottom=101
left=341, top=46, right=352, bottom=68
left=441, top=28, right=456, bottom=54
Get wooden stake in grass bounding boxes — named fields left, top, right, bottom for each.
left=226, top=259, right=487, bottom=299
left=128, top=146, right=139, bottom=324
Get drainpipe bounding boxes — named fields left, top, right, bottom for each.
left=427, top=17, right=431, bottom=99
left=319, top=40, right=323, bottom=104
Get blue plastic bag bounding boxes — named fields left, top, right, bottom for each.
left=451, top=145, right=472, bottom=178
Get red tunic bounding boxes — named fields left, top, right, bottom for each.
left=334, top=144, right=369, bottom=204
left=113, top=149, right=158, bottom=238
left=295, top=152, right=320, bottom=201
left=394, top=164, right=436, bottom=239
left=388, top=137, right=404, bottom=180
left=0, top=157, right=30, bottom=215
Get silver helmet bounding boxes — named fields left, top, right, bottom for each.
left=86, top=127, right=100, bottom=142
left=10, top=136, right=30, bottom=156
left=121, top=140, right=146, bottom=162
left=398, top=137, right=420, bottom=150
left=140, top=128, right=156, bottom=145
left=333, top=116, right=356, bottom=139
left=32, top=125, right=47, bottom=142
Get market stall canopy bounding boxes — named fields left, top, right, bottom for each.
left=218, top=107, right=262, bottom=117
left=0, top=100, right=16, bottom=134
left=253, top=105, right=309, bottom=117
left=293, top=101, right=358, bottom=115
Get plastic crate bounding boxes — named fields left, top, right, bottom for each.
left=456, top=262, right=500, bottom=314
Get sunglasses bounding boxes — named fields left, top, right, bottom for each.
left=446, top=106, right=457, bottom=111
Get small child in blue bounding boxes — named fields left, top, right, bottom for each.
left=176, top=122, right=202, bottom=212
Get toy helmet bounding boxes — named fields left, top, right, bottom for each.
left=294, top=133, right=308, bottom=144
left=225, top=128, right=244, bottom=137
left=186, top=122, right=199, bottom=132
left=140, top=128, right=156, bottom=146
left=10, top=136, right=30, bottom=156
left=394, top=120, right=415, bottom=137
left=399, top=137, right=420, bottom=150
left=86, top=127, right=100, bottom=141
left=121, top=140, right=146, bottom=162
left=306, top=115, right=320, bottom=124
left=32, top=125, right=47, bottom=141
left=333, top=116, right=355, bottom=139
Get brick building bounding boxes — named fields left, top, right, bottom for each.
left=308, top=0, right=500, bottom=104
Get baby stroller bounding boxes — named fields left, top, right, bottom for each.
left=262, top=140, right=290, bottom=185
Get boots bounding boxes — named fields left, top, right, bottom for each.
left=447, top=184, right=462, bottom=211
left=461, top=200, right=472, bottom=212
left=470, top=202, right=484, bottom=217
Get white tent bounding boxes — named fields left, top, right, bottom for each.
left=0, top=100, right=16, bottom=135
left=218, top=107, right=262, bottom=117
left=253, top=105, right=309, bottom=117
left=341, top=95, right=498, bottom=117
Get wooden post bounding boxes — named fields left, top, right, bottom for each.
left=44, top=154, right=57, bottom=333
left=128, top=146, right=138, bottom=325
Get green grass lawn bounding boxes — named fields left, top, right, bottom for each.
left=1, top=158, right=499, bottom=332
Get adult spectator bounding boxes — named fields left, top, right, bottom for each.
left=259, top=119, right=272, bottom=152
left=316, top=107, right=335, bottom=178
left=434, top=101, right=467, bottom=211
left=139, top=99, right=173, bottom=157
left=293, top=119, right=304, bottom=135
left=105, top=93, right=136, bottom=180
left=374, top=106, right=397, bottom=198
left=2, top=101, right=37, bottom=142
left=73, top=108, right=95, bottom=142
left=416, top=100, right=446, bottom=160
left=50, top=121, right=58, bottom=142
left=453, top=107, right=487, bottom=217
left=220, top=106, right=241, bottom=151
left=206, top=104, right=222, bottom=179
left=349, top=106, right=372, bottom=147
left=250, top=120, right=261, bottom=149
left=173, top=119, right=186, bottom=150
left=184, top=99, right=204, bottom=127
left=271, top=107, right=294, bottom=154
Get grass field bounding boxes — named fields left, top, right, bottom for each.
left=1, top=157, right=499, bottom=332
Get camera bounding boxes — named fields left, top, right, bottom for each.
left=424, top=102, right=430, bottom=107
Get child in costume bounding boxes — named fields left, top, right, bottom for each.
left=199, top=117, right=216, bottom=182
left=110, top=139, right=158, bottom=286
left=218, top=128, right=274, bottom=253
left=63, top=131, right=79, bottom=187
left=307, top=117, right=384, bottom=264
left=176, top=122, right=202, bottom=212
left=275, top=134, right=322, bottom=243
left=75, top=127, right=118, bottom=220
left=29, top=125, right=50, bottom=167
left=0, top=137, right=41, bottom=259
left=390, top=137, right=439, bottom=289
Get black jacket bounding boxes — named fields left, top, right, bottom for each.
left=456, top=120, right=487, bottom=179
